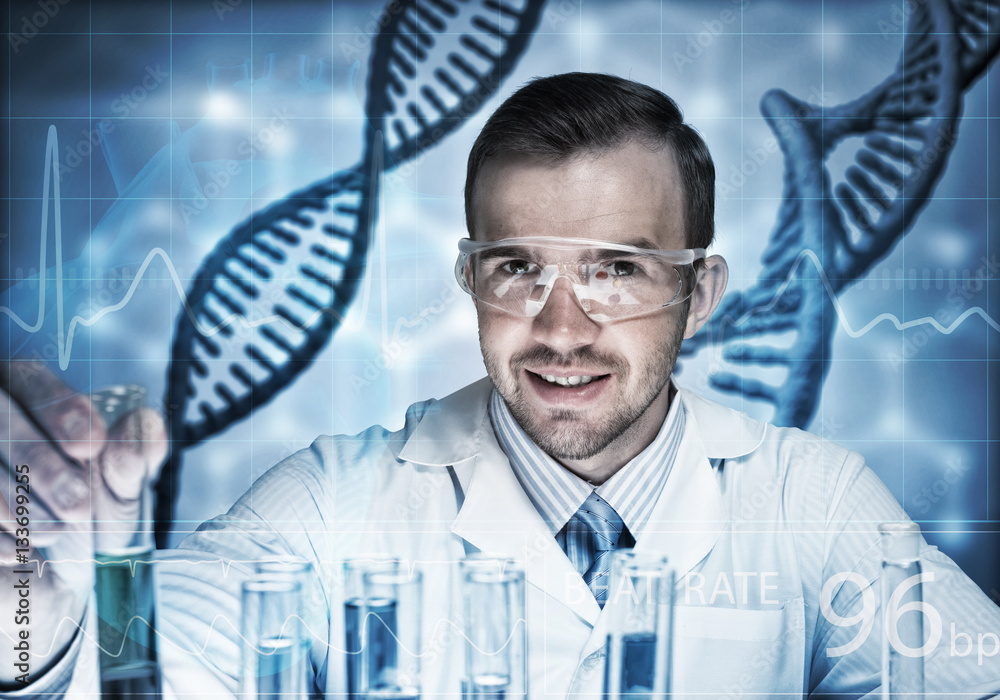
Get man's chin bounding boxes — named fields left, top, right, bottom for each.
left=518, top=413, right=613, bottom=461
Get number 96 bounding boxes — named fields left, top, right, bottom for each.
left=819, top=571, right=942, bottom=658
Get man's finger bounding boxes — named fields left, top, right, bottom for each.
left=0, top=389, right=95, bottom=531
left=99, top=408, right=168, bottom=502
left=1, top=360, right=107, bottom=462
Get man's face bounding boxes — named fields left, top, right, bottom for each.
left=471, top=142, right=696, bottom=480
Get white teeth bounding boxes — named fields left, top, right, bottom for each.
left=539, top=374, right=596, bottom=387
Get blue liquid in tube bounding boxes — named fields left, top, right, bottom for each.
left=96, top=548, right=161, bottom=698
left=256, top=637, right=307, bottom=700
left=466, top=673, right=510, bottom=700
left=604, top=634, right=657, bottom=698
left=344, top=597, right=398, bottom=698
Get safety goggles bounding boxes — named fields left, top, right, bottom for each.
left=455, top=236, right=706, bottom=322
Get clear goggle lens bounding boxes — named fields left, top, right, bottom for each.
left=455, top=237, right=705, bottom=322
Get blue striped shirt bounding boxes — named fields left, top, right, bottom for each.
left=488, top=384, right=686, bottom=541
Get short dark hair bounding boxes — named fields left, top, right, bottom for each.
left=465, top=72, right=715, bottom=250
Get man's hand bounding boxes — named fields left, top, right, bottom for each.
left=0, top=360, right=167, bottom=685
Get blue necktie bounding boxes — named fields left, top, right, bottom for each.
left=563, top=491, right=635, bottom=606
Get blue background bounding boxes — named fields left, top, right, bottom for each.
left=2, top=0, right=998, bottom=597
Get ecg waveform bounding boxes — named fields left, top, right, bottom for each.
left=704, top=248, right=1000, bottom=354
left=2, top=608, right=525, bottom=662
left=3, top=126, right=998, bottom=373
left=2, top=555, right=525, bottom=660
left=1, top=127, right=440, bottom=370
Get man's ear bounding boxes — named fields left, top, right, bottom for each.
left=684, top=255, right=728, bottom=339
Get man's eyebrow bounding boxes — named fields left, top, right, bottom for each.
left=621, top=237, right=660, bottom=250
left=477, top=245, right=533, bottom=261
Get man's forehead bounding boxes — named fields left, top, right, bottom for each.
left=471, top=144, right=686, bottom=245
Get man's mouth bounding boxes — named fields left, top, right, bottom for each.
left=521, top=369, right=614, bottom=407
left=538, top=374, right=596, bottom=387
left=525, top=368, right=612, bottom=397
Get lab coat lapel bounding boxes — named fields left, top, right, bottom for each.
left=634, top=415, right=726, bottom=579
left=450, top=421, right=602, bottom=626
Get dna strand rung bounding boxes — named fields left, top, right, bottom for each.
left=366, top=0, right=542, bottom=166
left=683, top=0, right=999, bottom=428
left=953, top=0, right=1000, bottom=80
left=168, top=169, right=371, bottom=446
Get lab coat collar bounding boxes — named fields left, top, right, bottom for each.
left=396, top=377, right=767, bottom=467
left=680, top=386, right=767, bottom=459
left=396, top=377, right=494, bottom=466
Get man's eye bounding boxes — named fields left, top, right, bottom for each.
left=608, top=260, right=637, bottom=277
left=501, top=259, right=535, bottom=275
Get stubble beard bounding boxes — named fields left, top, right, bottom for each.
left=481, top=318, right=687, bottom=461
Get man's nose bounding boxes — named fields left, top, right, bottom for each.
left=531, top=276, right=601, bottom=352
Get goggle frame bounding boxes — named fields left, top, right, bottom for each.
left=455, top=236, right=707, bottom=322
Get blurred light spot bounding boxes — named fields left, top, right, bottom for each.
left=927, top=229, right=969, bottom=265
left=267, top=130, right=295, bottom=157
left=820, top=24, right=845, bottom=56
left=877, top=409, right=906, bottom=438
left=932, top=527, right=971, bottom=551
left=689, top=90, right=726, bottom=119
left=331, top=93, right=359, bottom=119
left=206, top=93, right=244, bottom=120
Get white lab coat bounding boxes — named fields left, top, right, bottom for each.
left=32, top=377, right=1000, bottom=698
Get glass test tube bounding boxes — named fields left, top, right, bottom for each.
left=254, top=561, right=316, bottom=689
left=880, top=522, right=925, bottom=699
left=241, top=576, right=308, bottom=699
left=91, top=385, right=161, bottom=699
left=461, top=555, right=527, bottom=700
left=603, top=551, right=673, bottom=699
left=362, top=564, right=423, bottom=700
left=344, top=556, right=400, bottom=699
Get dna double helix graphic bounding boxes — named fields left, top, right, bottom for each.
left=681, top=0, right=999, bottom=428
left=157, top=0, right=546, bottom=544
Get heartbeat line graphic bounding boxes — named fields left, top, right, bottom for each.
left=707, top=248, right=1000, bottom=351
left=1, top=127, right=435, bottom=370
left=0, top=554, right=526, bottom=660
left=4, top=127, right=997, bottom=372
left=0, top=608, right=526, bottom=661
